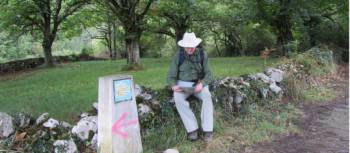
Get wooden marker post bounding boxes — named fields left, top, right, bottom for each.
left=98, top=75, right=142, bottom=153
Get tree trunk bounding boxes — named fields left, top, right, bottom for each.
left=125, top=34, right=140, bottom=65
left=276, top=19, right=293, bottom=56
left=275, top=0, right=293, bottom=56
left=107, top=23, right=113, bottom=60
left=107, top=37, right=113, bottom=60
left=228, top=32, right=243, bottom=56
left=175, top=25, right=187, bottom=48
left=112, top=21, right=119, bottom=59
left=42, top=22, right=55, bottom=67
left=303, top=16, right=318, bottom=47
left=106, top=11, right=114, bottom=60
left=214, top=36, right=221, bottom=57
left=42, top=39, right=54, bottom=67
left=175, top=28, right=186, bottom=42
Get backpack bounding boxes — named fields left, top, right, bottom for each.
left=177, top=46, right=205, bottom=80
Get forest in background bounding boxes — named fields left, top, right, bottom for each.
left=0, top=0, right=348, bottom=65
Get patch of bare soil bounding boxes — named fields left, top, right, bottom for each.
left=249, top=64, right=349, bottom=153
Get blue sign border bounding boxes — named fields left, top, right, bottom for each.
left=113, top=78, right=133, bottom=103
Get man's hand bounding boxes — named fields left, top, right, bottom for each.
left=194, top=82, right=203, bottom=93
left=171, top=85, right=183, bottom=92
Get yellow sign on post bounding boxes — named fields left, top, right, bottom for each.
left=98, top=75, right=142, bottom=153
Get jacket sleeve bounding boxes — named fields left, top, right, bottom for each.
left=201, top=52, right=213, bottom=87
left=167, top=51, right=180, bottom=87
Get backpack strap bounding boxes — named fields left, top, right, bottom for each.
left=178, top=47, right=203, bottom=67
left=199, top=46, right=204, bottom=69
left=177, top=46, right=205, bottom=80
left=177, top=47, right=185, bottom=80
left=179, top=47, right=185, bottom=66
left=198, top=46, right=205, bottom=80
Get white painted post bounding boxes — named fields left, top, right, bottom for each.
left=98, top=75, right=142, bottom=153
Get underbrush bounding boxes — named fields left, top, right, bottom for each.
left=277, top=45, right=338, bottom=102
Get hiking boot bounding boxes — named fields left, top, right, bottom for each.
left=203, top=132, right=213, bottom=142
left=187, top=130, right=198, bottom=141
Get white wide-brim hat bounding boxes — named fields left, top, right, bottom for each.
left=177, top=32, right=202, bottom=48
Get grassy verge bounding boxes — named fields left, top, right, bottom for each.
left=142, top=102, right=301, bottom=153
left=0, top=57, right=276, bottom=122
left=0, top=56, right=305, bottom=153
left=303, top=85, right=341, bottom=103
left=0, top=51, right=340, bottom=152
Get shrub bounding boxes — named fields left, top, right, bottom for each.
left=303, top=45, right=336, bottom=76
left=80, top=48, right=94, bottom=57
left=328, top=45, right=349, bottom=63
left=281, top=72, right=308, bottom=101
left=277, top=45, right=336, bottom=101
left=241, top=23, right=276, bottom=56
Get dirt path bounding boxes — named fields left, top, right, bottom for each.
left=249, top=65, right=349, bottom=153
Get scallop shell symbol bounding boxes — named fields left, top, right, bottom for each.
left=116, top=83, right=128, bottom=96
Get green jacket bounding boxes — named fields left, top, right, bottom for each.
left=167, top=48, right=213, bottom=87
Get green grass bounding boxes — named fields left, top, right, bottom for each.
left=0, top=56, right=302, bottom=153
left=0, top=57, right=276, bottom=122
left=205, top=103, right=300, bottom=153
left=304, top=86, right=339, bottom=103
left=142, top=102, right=301, bottom=153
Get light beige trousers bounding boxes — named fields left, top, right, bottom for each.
left=174, top=81, right=214, bottom=132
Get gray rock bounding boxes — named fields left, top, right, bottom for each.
left=151, top=100, right=161, bottom=110
left=71, top=116, right=97, bottom=141
left=39, top=130, right=48, bottom=137
left=134, top=84, right=142, bottom=97
left=226, top=96, right=234, bottom=112
left=80, top=112, right=89, bottom=118
left=90, top=133, right=98, bottom=150
left=219, top=78, right=227, bottom=85
left=265, top=68, right=284, bottom=82
left=249, top=103, right=257, bottom=112
left=241, top=81, right=250, bottom=87
left=255, top=73, right=274, bottom=84
left=60, top=121, right=72, bottom=129
left=260, top=88, right=269, bottom=99
left=138, top=104, right=152, bottom=116
left=228, top=83, right=237, bottom=89
left=219, top=77, right=236, bottom=88
left=53, top=139, right=78, bottom=153
left=15, top=113, right=31, bottom=128
left=151, top=100, right=160, bottom=106
left=92, top=102, right=98, bottom=111
left=33, top=129, right=48, bottom=138
left=51, top=131, right=58, bottom=135
left=139, top=93, right=152, bottom=101
left=247, top=74, right=257, bottom=80
left=36, top=113, right=49, bottom=125
left=169, top=98, right=175, bottom=104
left=228, top=96, right=234, bottom=104
left=234, top=95, right=244, bottom=104
left=269, top=83, right=282, bottom=94
left=222, top=77, right=230, bottom=81
left=163, top=148, right=179, bottom=153
left=43, top=118, right=59, bottom=129
left=0, top=112, right=14, bottom=138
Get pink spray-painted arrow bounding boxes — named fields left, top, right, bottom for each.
left=112, top=112, right=138, bottom=139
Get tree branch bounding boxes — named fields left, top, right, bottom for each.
left=53, top=0, right=62, bottom=24
left=59, top=0, right=89, bottom=23
left=137, top=0, right=155, bottom=20
left=149, top=28, right=175, bottom=38
left=23, top=15, right=43, bottom=30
